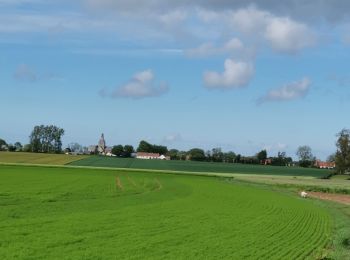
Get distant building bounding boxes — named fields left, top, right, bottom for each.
left=98, top=134, right=106, bottom=154
left=261, top=158, right=272, bottom=165
left=87, top=134, right=113, bottom=155
left=136, top=152, right=170, bottom=160
left=159, top=154, right=171, bottom=160
left=314, top=160, right=335, bottom=169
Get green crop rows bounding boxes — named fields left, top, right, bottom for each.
left=0, top=165, right=332, bottom=259
left=70, top=156, right=331, bottom=178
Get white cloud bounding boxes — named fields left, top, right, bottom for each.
left=186, top=37, right=244, bottom=57
left=102, top=70, right=169, bottom=99
left=228, top=6, right=316, bottom=53
left=203, top=59, right=254, bottom=89
left=257, top=77, right=311, bottom=104
left=264, top=17, right=315, bottom=53
left=230, top=6, right=270, bottom=34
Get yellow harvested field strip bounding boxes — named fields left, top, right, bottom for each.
left=0, top=152, right=88, bottom=165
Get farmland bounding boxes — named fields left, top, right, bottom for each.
left=69, top=156, right=331, bottom=177
left=0, top=152, right=88, bottom=165
left=0, top=164, right=336, bottom=259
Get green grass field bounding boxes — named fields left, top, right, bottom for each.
left=0, top=152, right=88, bottom=165
left=69, top=156, right=331, bottom=178
left=0, top=165, right=335, bottom=259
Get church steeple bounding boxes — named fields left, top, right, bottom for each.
left=98, top=133, right=106, bottom=154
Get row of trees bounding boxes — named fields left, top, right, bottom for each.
left=29, top=125, right=65, bottom=153
left=0, top=139, right=24, bottom=152
left=2, top=125, right=66, bottom=154
left=161, top=147, right=293, bottom=166
left=137, top=140, right=168, bottom=155
left=111, top=145, right=134, bottom=158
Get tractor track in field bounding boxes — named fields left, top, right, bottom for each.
left=115, top=176, right=123, bottom=190
left=308, top=192, right=350, bottom=206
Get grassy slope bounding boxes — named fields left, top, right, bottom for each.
left=0, top=165, right=332, bottom=259
left=69, top=156, right=331, bottom=177
left=0, top=152, right=89, bottom=165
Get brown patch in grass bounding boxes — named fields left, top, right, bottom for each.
left=115, top=176, right=123, bottom=190
left=308, top=192, right=350, bottom=206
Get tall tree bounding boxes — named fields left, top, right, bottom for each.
left=257, top=150, right=267, bottom=162
left=137, top=140, right=153, bottom=153
left=188, top=148, right=206, bottom=161
left=123, top=145, right=134, bottom=157
left=112, top=145, right=124, bottom=157
left=14, top=142, right=22, bottom=151
left=212, top=148, right=224, bottom=162
left=223, top=151, right=236, bottom=163
left=152, top=144, right=168, bottom=155
left=0, top=138, right=7, bottom=151
left=136, top=140, right=167, bottom=154
left=296, top=145, right=314, bottom=167
left=167, top=149, right=179, bottom=160
left=335, top=129, right=350, bottom=174
left=271, top=152, right=292, bottom=166
left=29, top=125, right=64, bottom=153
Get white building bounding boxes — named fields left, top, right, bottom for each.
left=136, top=152, right=170, bottom=160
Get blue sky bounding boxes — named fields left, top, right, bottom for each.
left=1, top=0, right=350, bottom=160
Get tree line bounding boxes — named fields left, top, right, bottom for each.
left=1, top=126, right=350, bottom=174
left=0, top=125, right=65, bottom=154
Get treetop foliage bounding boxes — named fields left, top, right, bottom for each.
left=29, top=125, right=65, bottom=153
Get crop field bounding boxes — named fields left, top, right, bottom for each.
left=0, top=152, right=88, bottom=165
left=69, top=156, right=331, bottom=178
left=0, top=165, right=334, bottom=259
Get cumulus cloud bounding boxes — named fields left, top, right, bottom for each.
left=257, top=77, right=311, bottom=104
left=101, top=70, right=169, bottom=99
left=264, top=17, right=315, bottom=53
left=13, top=64, right=37, bottom=82
left=186, top=38, right=244, bottom=57
left=83, top=0, right=350, bottom=23
left=203, top=59, right=254, bottom=89
left=230, top=6, right=270, bottom=34
left=228, top=6, right=316, bottom=53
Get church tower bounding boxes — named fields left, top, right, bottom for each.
left=98, top=133, right=106, bottom=154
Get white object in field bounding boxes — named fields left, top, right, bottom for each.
left=300, top=191, right=308, bottom=198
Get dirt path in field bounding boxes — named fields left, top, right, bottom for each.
left=308, top=192, right=350, bottom=206
left=115, top=176, right=123, bottom=190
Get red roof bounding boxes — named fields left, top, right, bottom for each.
left=136, top=152, right=160, bottom=157
left=315, top=160, right=335, bottom=168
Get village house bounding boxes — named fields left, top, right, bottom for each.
left=136, top=152, right=170, bottom=160
left=314, top=160, right=336, bottom=169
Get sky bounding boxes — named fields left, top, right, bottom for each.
left=1, top=0, right=350, bottom=160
